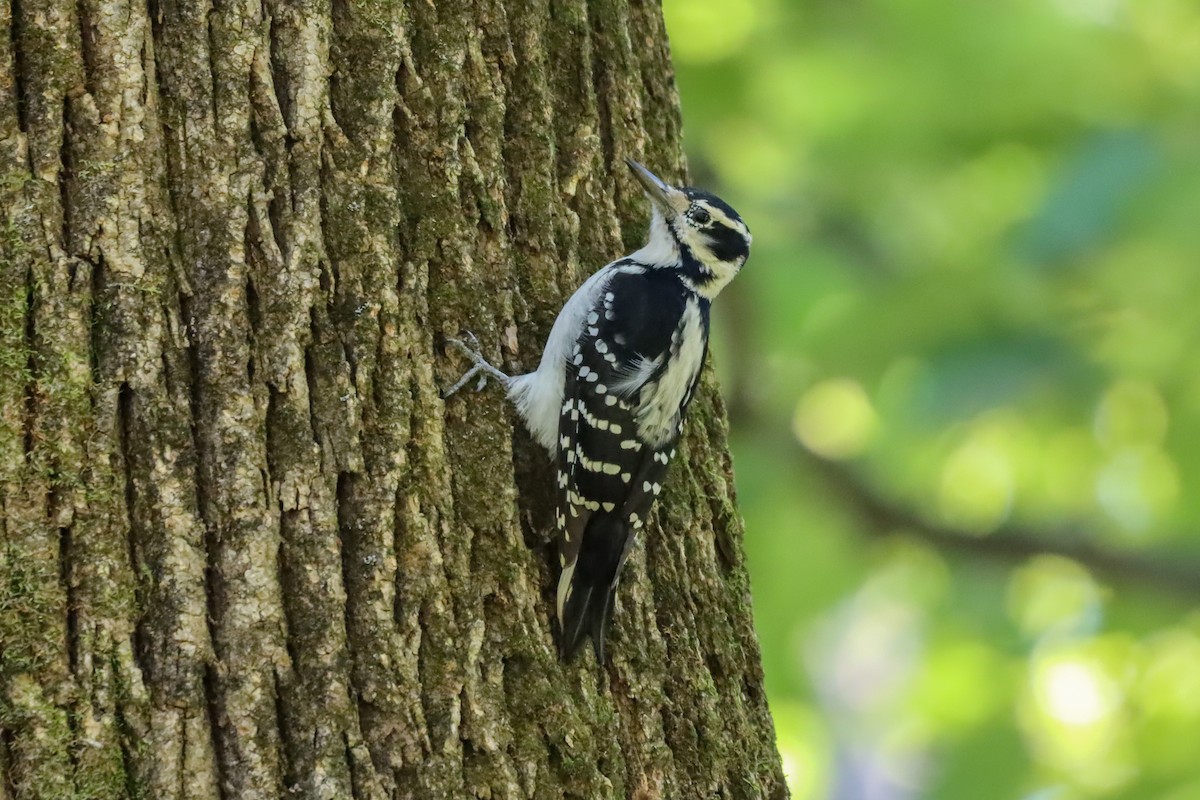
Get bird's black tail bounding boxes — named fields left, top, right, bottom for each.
left=559, top=512, right=629, bottom=663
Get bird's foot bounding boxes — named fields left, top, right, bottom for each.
left=441, top=332, right=512, bottom=399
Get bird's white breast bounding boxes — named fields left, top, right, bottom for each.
left=634, top=297, right=705, bottom=449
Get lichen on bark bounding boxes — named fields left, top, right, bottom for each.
left=0, top=0, right=787, bottom=797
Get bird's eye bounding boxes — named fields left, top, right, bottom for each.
left=691, top=208, right=711, bottom=225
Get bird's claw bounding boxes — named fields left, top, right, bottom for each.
left=440, top=331, right=512, bottom=399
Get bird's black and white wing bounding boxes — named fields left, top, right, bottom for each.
left=555, top=266, right=709, bottom=661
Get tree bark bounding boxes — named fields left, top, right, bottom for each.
left=0, top=0, right=786, bottom=796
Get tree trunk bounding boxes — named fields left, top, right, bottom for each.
left=0, top=0, right=786, bottom=796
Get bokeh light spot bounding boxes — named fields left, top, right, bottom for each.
left=662, top=0, right=758, bottom=64
left=793, top=378, right=878, bottom=459
left=1041, top=660, right=1114, bottom=726
left=937, top=435, right=1014, bottom=534
left=1021, top=643, right=1135, bottom=791
left=1096, top=446, right=1180, bottom=534
left=1008, top=556, right=1102, bottom=641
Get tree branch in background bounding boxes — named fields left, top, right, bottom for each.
left=797, top=444, right=1200, bottom=601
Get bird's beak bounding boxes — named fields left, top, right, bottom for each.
left=625, top=159, right=687, bottom=220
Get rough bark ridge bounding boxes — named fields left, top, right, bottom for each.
left=0, top=0, right=786, bottom=796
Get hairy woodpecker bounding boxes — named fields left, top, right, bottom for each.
left=443, top=159, right=751, bottom=662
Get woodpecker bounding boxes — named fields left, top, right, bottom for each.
left=443, top=159, right=751, bottom=662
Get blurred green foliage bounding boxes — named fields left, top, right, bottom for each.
left=662, top=0, right=1200, bottom=797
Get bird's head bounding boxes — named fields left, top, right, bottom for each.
left=626, top=158, right=752, bottom=298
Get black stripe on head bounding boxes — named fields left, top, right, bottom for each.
left=706, top=225, right=751, bottom=263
